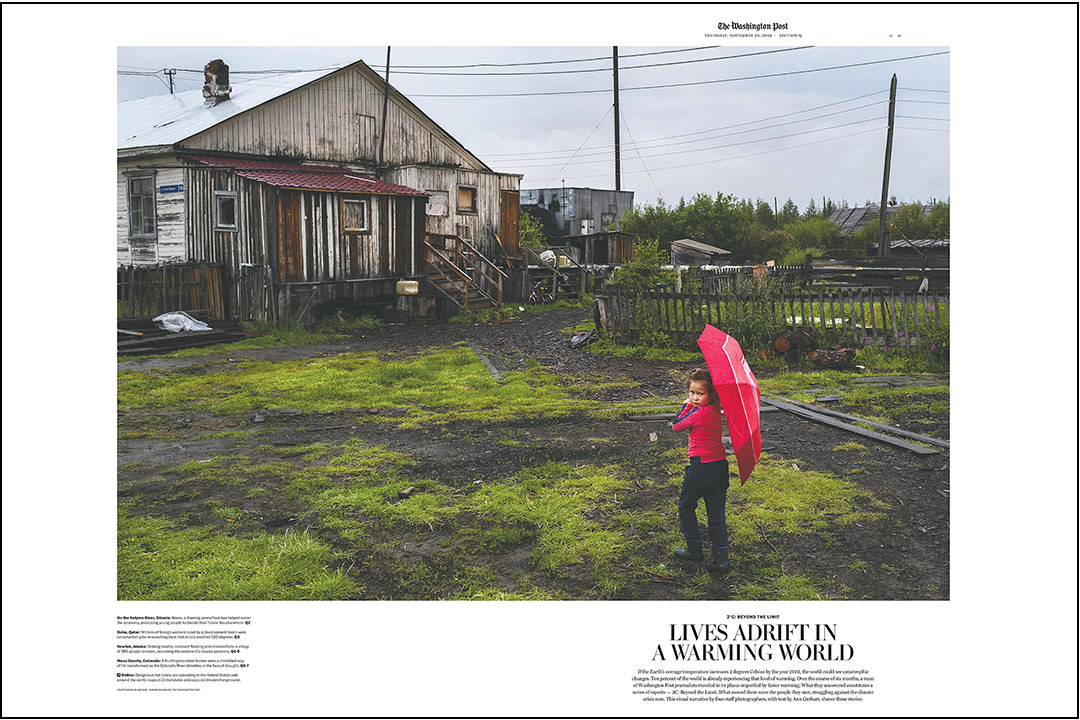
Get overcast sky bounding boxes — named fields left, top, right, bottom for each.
left=118, top=44, right=949, bottom=212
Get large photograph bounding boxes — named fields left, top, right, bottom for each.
left=116, top=43, right=950, bottom=602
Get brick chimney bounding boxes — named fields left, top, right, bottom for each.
left=203, top=59, right=231, bottom=105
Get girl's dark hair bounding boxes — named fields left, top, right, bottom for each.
left=686, top=367, right=719, bottom=404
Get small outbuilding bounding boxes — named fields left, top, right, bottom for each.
left=670, top=239, right=732, bottom=267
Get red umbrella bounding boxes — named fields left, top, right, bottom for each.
left=697, top=324, right=762, bottom=484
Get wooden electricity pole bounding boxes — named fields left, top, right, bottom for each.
left=379, top=46, right=391, bottom=171
left=877, top=74, right=897, bottom=257
left=613, top=46, right=622, bottom=192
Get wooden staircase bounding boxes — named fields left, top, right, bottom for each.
left=423, top=235, right=508, bottom=312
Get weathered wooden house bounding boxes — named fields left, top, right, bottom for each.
left=118, top=59, right=521, bottom=321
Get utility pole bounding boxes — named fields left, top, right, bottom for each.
left=877, top=74, right=897, bottom=257
left=613, top=47, right=621, bottom=192
left=164, top=68, right=176, bottom=94
left=379, top=46, right=391, bottom=172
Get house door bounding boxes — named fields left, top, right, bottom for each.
left=499, top=189, right=520, bottom=256
left=278, top=190, right=305, bottom=282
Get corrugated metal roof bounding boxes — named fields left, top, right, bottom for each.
left=183, top=155, right=428, bottom=196
left=828, top=203, right=937, bottom=236
left=881, top=238, right=950, bottom=250
left=118, top=67, right=342, bottom=150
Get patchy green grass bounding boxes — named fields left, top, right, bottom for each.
left=119, top=344, right=597, bottom=427
left=117, top=506, right=355, bottom=600
left=118, top=316, right=385, bottom=361
left=584, top=332, right=703, bottom=363
left=733, top=574, right=830, bottom=601
left=450, top=296, right=594, bottom=324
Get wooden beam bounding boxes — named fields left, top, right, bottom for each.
left=762, top=397, right=939, bottom=455
left=768, top=395, right=949, bottom=449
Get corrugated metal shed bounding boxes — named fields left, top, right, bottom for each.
left=183, top=155, right=427, bottom=196
left=118, top=69, right=338, bottom=150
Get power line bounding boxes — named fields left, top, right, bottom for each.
left=493, top=100, right=891, bottom=163
left=558, top=126, right=887, bottom=181
left=540, top=105, right=613, bottom=189
left=511, top=117, right=887, bottom=171
left=389, top=47, right=813, bottom=77
left=484, top=90, right=892, bottom=159
left=391, top=46, right=723, bottom=69
left=408, top=50, right=950, bottom=97
left=618, top=108, right=664, bottom=204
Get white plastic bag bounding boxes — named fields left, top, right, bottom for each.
left=153, top=311, right=211, bottom=333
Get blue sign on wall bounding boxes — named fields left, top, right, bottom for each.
left=159, top=184, right=184, bottom=194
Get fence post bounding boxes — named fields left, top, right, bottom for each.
left=900, top=290, right=910, bottom=350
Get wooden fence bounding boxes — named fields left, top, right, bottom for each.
left=597, top=284, right=949, bottom=353
left=117, top=263, right=226, bottom=320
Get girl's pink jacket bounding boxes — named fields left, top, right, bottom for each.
left=671, top=402, right=728, bottom=462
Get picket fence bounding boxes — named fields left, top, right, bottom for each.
left=597, top=284, right=949, bottom=353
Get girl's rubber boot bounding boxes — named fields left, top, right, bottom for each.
left=706, top=546, right=730, bottom=573
left=674, top=540, right=704, bottom=561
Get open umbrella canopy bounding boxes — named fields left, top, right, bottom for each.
left=697, top=325, right=762, bottom=484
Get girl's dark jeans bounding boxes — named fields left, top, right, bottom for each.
left=677, top=457, right=730, bottom=548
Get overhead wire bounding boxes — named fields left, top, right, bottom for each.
left=618, top=108, right=665, bottom=204
left=408, top=50, right=950, bottom=97
left=539, top=105, right=613, bottom=189
left=388, top=46, right=813, bottom=76
left=561, top=125, right=886, bottom=181
left=509, top=116, right=887, bottom=171
left=492, top=100, right=891, bottom=163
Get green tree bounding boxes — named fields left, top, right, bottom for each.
left=784, top=216, right=842, bottom=248
left=927, top=200, right=950, bottom=238
left=754, top=199, right=776, bottom=228
left=778, top=198, right=800, bottom=225
left=618, top=199, right=685, bottom=255
left=889, top=203, right=930, bottom=240
left=612, top=238, right=675, bottom=293
left=518, top=210, right=547, bottom=250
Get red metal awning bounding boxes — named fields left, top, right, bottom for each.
left=181, top=154, right=428, bottom=197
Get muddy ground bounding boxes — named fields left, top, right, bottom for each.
left=118, top=307, right=949, bottom=600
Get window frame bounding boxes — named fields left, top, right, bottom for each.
left=126, top=172, right=157, bottom=239
left=214, top=190, right=238, bottom=231
left=425, top=189, right=449, bottom=217
left=341, top=196, right=371, bottom=234
left=457, top=185, right=477, bottom=215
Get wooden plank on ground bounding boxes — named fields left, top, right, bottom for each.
left=466, top=341, right=503, bottom=380
left=768, top=395, right=950, bottom=449
left=762, top=397, right=939, bottom=455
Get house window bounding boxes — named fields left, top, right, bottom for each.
left=214, top=191, right=237, bottom=230
left=457, top=185, right=477, bottom=214
left=127, top=174, right=156, bottom=238
left=343, top=197, right=370, bottom=232
left=426, top=190, right=449, bottom=217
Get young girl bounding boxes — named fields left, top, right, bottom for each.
left=669, top=368, right=731, bottom=572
